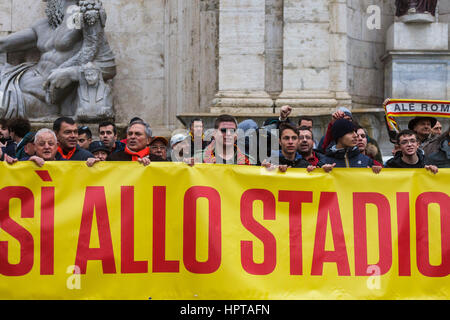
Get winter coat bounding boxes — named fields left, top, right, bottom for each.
left=319, top=146, right=374, bottom=168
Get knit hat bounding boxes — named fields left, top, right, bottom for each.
left=89, top=141, right=110, bottom=154
left=331, top=119, right=356, bottom=142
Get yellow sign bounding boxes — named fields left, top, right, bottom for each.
left=0, top=162, right=449, bottom=300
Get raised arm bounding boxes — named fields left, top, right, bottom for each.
left=0, top=28, right=37, bottom=53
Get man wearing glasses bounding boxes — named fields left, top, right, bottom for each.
left=149, top=136, right=169, bottom=161
left=202, top=114, right=254, bottom=165
left=297, top=126, right=323, bottom=166
left=385, top=129, right=438, bottom=174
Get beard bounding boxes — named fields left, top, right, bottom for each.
left=45, top=0, right=65, bottom=29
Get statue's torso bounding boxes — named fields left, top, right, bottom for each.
left=33, top=19, right=82, bottom=76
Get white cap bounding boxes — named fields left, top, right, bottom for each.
left=170, top=133, right=188, bottom=148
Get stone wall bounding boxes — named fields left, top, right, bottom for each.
left=0, top=0, right=219, bottom=136
left=347, top=0, right=395, bottom=110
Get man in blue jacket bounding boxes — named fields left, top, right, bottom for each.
left=319, top=119, right=382, bottom=173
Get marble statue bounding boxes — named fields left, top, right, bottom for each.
left=0, top=0, right=116, bottom=120
left=395, top=0, right=438, bottom=17
left=76, top=62, right=113, bottom=120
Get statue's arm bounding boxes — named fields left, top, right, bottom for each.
left=0, top=28, right=37, bottom=53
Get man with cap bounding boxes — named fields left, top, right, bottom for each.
left=317, top=106, right=354, bottom=153
left=17, top=132, right=36, bottom=160
left=89, top=141, right=110, bottom=161
left=150, top=136, right=169, bottom=161
left=408, top=116, right=437, bottom=146
left=85, top=141, right=111, bottom=167
left=170, top=133, right=191, bottom=162
left=319, top=119, right=382, bottom=173
left=53, top=117, right=94, bottom=161
left=77, top=126, right=93, bottom=150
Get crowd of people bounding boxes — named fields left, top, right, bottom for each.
left=0, top=105, right=449, bottom=173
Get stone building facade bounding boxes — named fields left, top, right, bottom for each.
left=1, top=0, right=449, bottom=155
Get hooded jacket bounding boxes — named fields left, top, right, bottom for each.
left=319, top=145, right=374, bottom=168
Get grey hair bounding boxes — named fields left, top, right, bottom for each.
left=34, top=128, right=57, bottom=143
left=127, top=120, right=152, bottom=138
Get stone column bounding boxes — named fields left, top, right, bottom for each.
left=275, top=0, right=344, bottom=114
left=211, top=0, right=274, bottom=114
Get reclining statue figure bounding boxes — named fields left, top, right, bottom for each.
left=0, top=0, right=116, bottom=120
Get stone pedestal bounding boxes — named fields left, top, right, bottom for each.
left=384, top=20, right=450, bottom=100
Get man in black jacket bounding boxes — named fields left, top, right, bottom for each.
left=385, top=130, right=438, bottom=173
left=53, top=117, right=93, bottom=161
left=262, top=123, right=314, bottom=172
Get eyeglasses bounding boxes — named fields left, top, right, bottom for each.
left=298, top=135, right=312, bottom=141
left=219, top=128, right=236, bottom=134
left=399, top=139, right=417, bottom=145
left=150, top=146, right=167, bottom=151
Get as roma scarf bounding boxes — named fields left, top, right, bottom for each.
left=57, top=146, right=76, bottom=160
left=124, top=146, right=150, bottom=161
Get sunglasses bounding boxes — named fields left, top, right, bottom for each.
left=219, top=128, right=236, bottom=134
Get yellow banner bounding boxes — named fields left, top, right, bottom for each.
left=0, top=162, right=449, bottom=300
